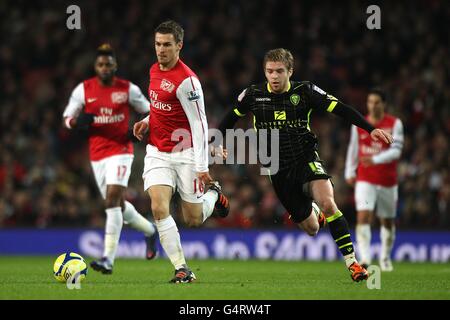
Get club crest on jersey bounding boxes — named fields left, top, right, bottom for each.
left=188, top=89, right=201, bottom=102
left=111, top=92, right=128, bottom=104
left=160, top=79, right=175, bottom=93
left=290, top=94, right=300, bottom=106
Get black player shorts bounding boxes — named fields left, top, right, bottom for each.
left=269, top=158, right=331, bottom=224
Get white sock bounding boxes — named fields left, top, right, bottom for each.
left=344, top=252, right=357, bottom=268
left=202, top=190, right=218, bottom=222
left=123, top=201, right=156, bottom=236
left=356, top=224, right=372, bottom=264
left=103, top=207, right=123, bottom=263
left=155, top=215, right=186, bottom=270
left=380, top=225, right=395, bottom=261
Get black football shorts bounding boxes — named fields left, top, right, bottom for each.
left=269, top=158, right=331, bottom=223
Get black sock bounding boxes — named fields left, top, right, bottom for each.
left=326, top=210, right=355, bottom=256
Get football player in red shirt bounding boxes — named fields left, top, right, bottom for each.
left=63, top=44, right=158, bottom=274
left=133, top=21, right=229, bottom=283
left=345, top=89, right=403, bottom=271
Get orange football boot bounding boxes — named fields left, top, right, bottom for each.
left=349, top=262, right=369, bottom=282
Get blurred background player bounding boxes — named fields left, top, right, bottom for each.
left=218, top=48, right=393, bottom=282
left=133, top=20, right=230, bottom=283
left=345, top=89, right=404, bottom=271
left=62, top=44, right=158, bottom=274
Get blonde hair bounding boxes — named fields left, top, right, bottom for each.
left=263, top=48, right=294, bottom=71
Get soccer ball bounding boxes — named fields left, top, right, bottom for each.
left=53, top=252, right=88, bottom=283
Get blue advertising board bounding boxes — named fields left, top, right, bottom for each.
left=0, top=229, right=449, bottom=262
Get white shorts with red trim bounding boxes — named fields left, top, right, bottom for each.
left=142, top=144, right=204, bottom=204
left=90, top=154, right=134, bottom=199
left=355, top=181, right=398, bottom=218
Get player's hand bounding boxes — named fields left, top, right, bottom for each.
left=360, top=156, right=374, bottom=167
left=370, top=128, right=393, bottom=144
left=133, top=120, right=149, bottom=141
left=211, top=144, right=228, bottom=160
left=346, top=177, right=356, bottom=187
left=197, top=171, right=213, bottom=185
left=221, top=147, right=228, bottom=160
left=75, top=112, right=95, bottom=129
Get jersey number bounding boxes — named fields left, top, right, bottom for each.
left=193, top=179, right=204, bottom=194
left=309, top=162, right=325, bottom=174
left=117, top=165, right=127, bottom=180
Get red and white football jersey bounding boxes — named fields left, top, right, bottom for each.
left=63, top=77, right=149, bottom=161
left=345, top=113, right=404, bottom=186
left=145, top=59, right=209, bottom=173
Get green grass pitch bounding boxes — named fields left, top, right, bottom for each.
left=0, top=256, right=449, bottom=300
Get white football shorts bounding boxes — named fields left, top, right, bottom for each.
left=90, top=154, right=134, bottom=199
left=354, top=181, right=398, bottom=218
left=142, top=144, right=204, bottom=204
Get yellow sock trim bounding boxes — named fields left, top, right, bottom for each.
left=326, top=210, right=343, bottom=223
left=338, top=242, right=353, bottom=249
left=335, top=234, right=351, bottom=242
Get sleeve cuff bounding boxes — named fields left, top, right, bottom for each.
left=196, top=167, right=209, bottom=173
left=233, top=108, right=246, bottom=117
left=344, top=172, right=356, bottom=180
left=371, top=155, right=381, bottom=164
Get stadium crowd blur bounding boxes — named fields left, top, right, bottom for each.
left=1, top=0, right=449, bottom=229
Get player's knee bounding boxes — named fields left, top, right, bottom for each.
left=317, top=198, right=337, bottom=216
left=151, top=202, right=170, bottom=219
left=381, top=218, right=394, bottom=228
left=184, top=216, right=202, bottom=228
left=105, top=197, right=121, bottom=209
left=105, top=189, right=123, bottom=209
left=357, top=212, right=371, bottom=224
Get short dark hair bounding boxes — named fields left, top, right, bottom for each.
left=96, top=43, right=115, bottom=59
left=155, top=20, right=184, bottom=43
left=368, top=88, right=387, bottom=102
left=263, top=48, right=294, bottom=71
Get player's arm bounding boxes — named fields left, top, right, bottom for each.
left=217, top=88, right=251, bottom=137
left=216, top=89, right=251, bottom=159
left=210, top=108, right=243, bottom=160
left=344, top=126, right=359, bottom=186
left=362, top=119, right=404, bottom=166
left=133, top=115, right=149, bottom=141
left=128, top=83, right=150, bottom=142
left=177, top=76, right=210, bottom=180
left=214, top=88, right=251, bottom=160
left=217, top=109, right=242, bottom=137
left=62, top=83, right=94, bottom=130
left=309, top=83, right=393, bottom=144
left=129, top=83, right=150, bottom=114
